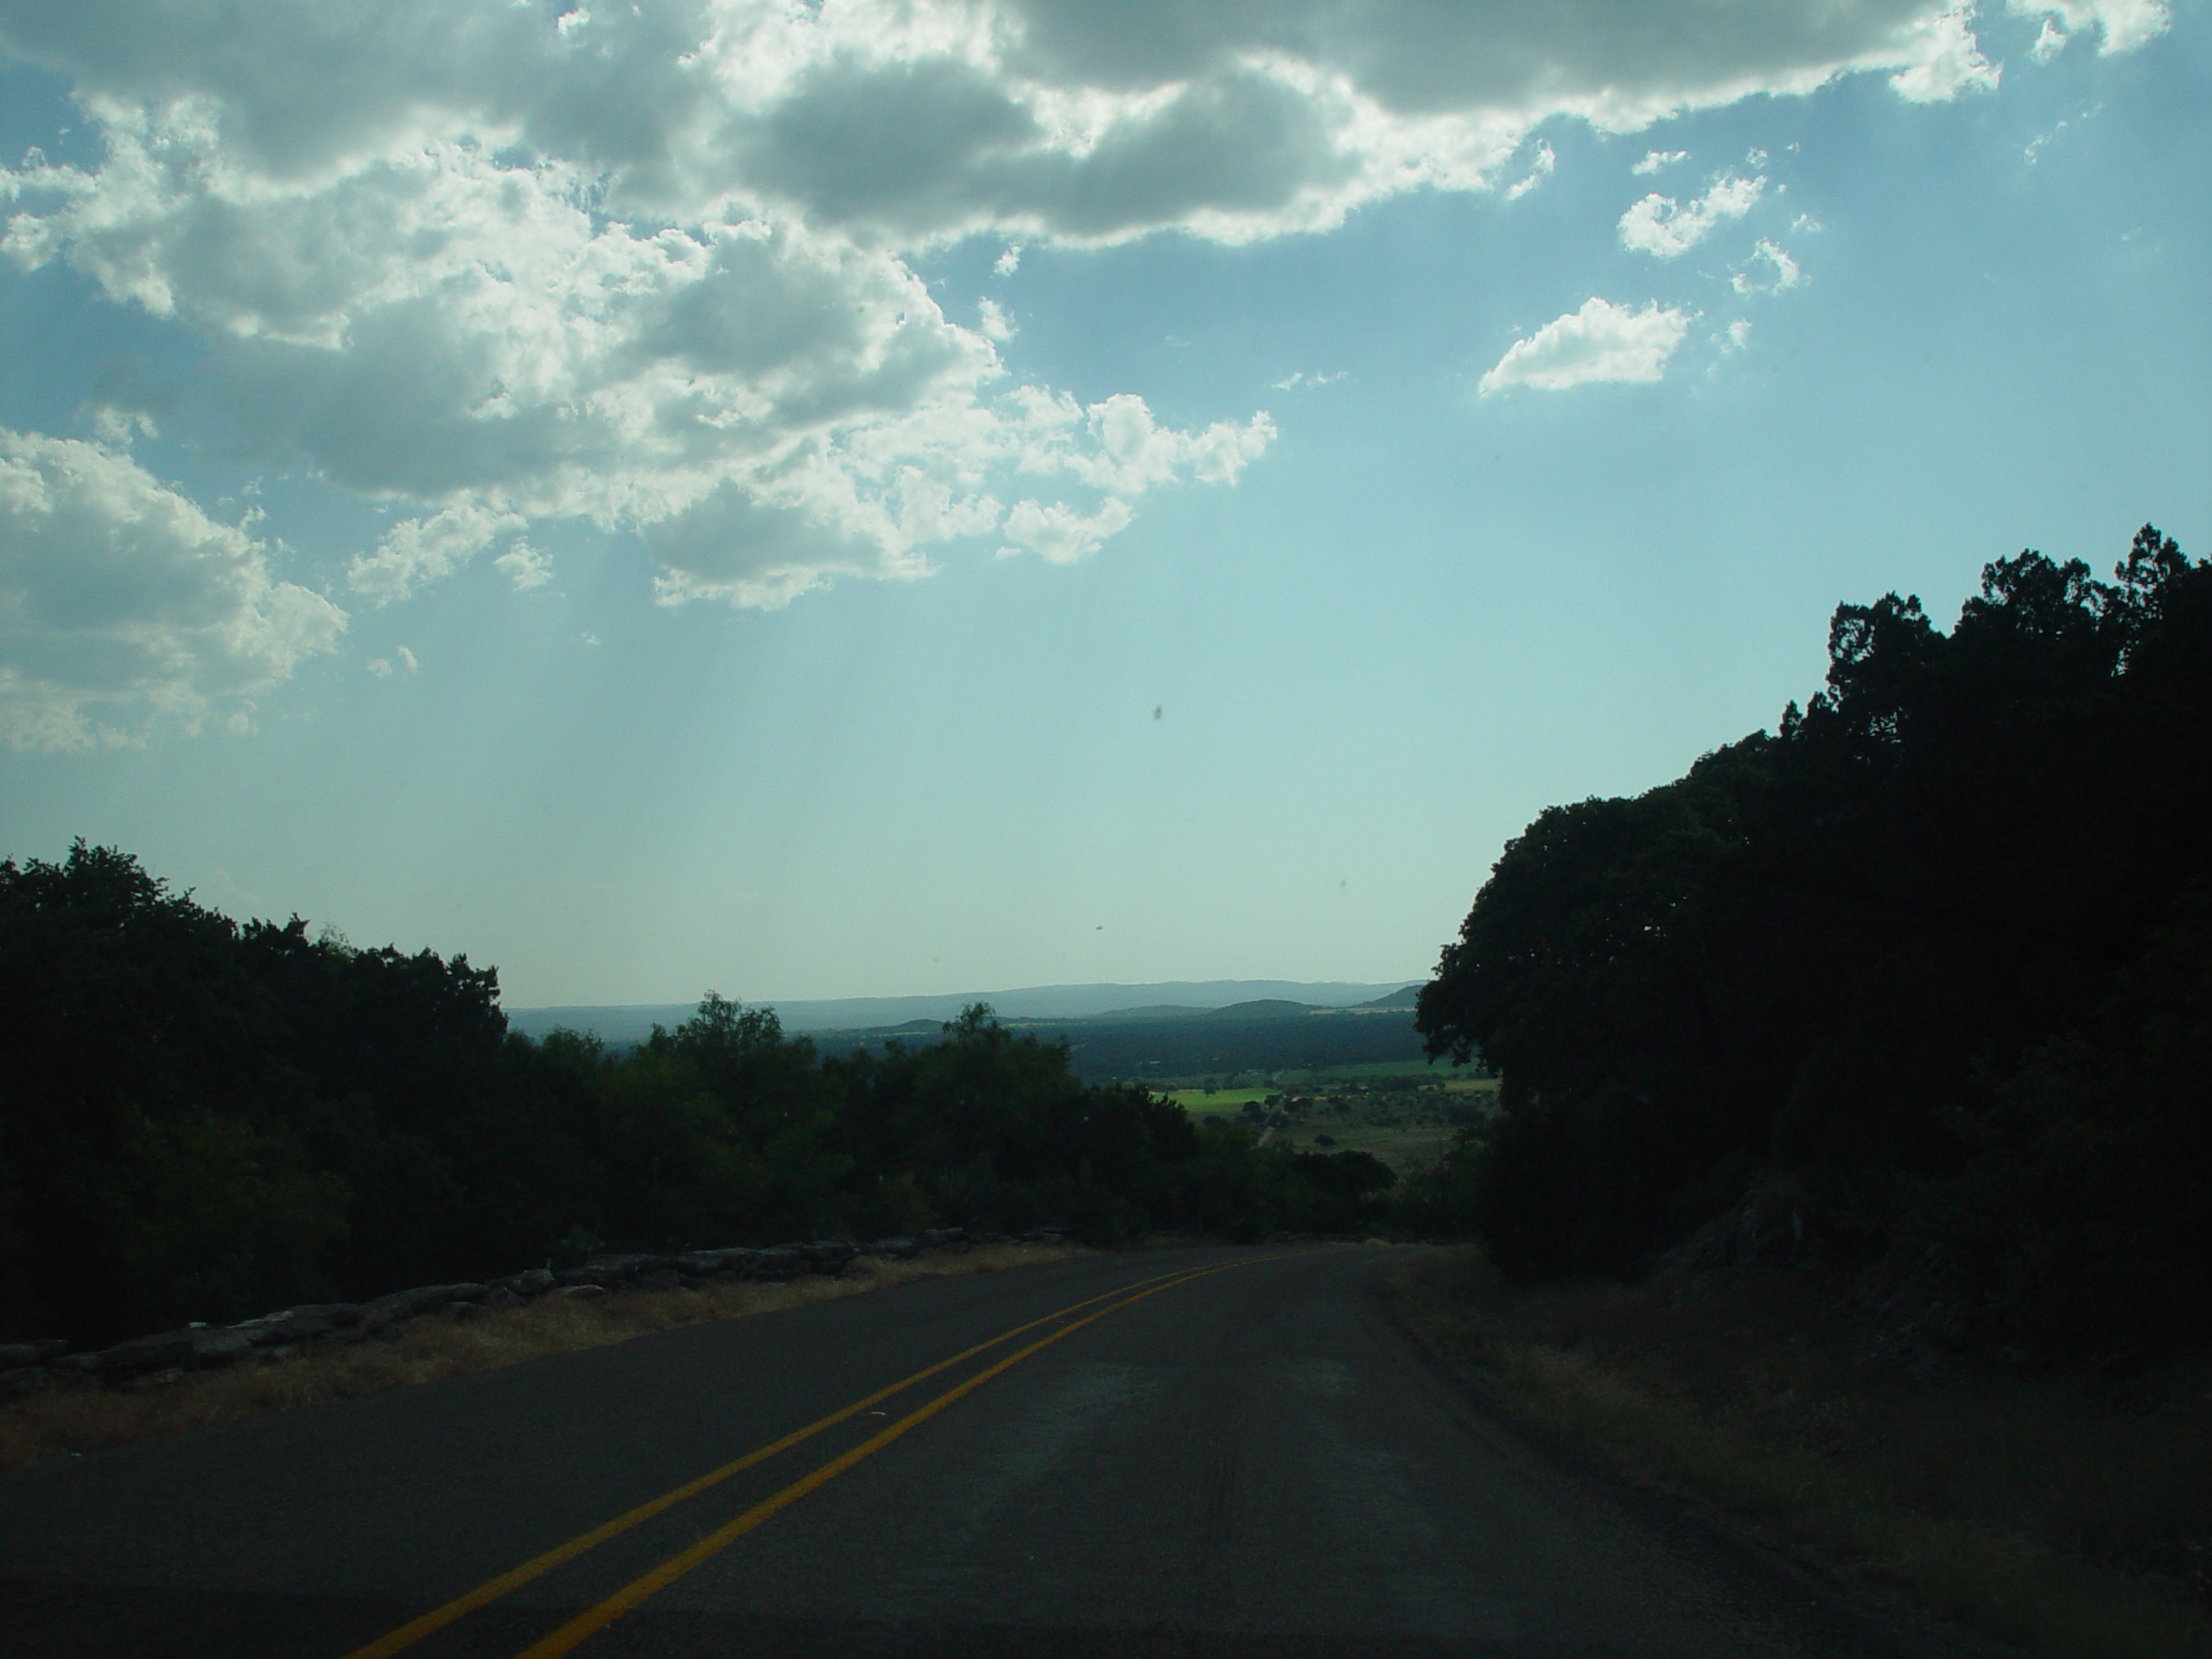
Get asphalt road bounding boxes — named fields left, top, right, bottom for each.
left=0, top=1246, right=1989, bottom=1658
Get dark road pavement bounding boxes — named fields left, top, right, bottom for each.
left=0, top=1247, right=1983, bottom=1658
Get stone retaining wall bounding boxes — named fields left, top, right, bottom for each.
left=0, top=1226, right=1067, bottom=1397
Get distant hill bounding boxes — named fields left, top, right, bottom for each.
left=1357, top=984, right=1421, bottom=1009
left=507, top=979, right=1422, bottom=1042
left=504, top=1003, right=696, bottom=1046
left=505, top=1004, right=695, bottom=1046
left=799, top=1000, right=1441, bottom=1083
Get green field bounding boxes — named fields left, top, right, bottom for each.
left=1279, top=1117, right=1457, bottom=1172
left=1162, top=1072, right=1499, bottom=1175
left=1164, top=1087, right=1274, bottom=1116
left=1306, top=1060, right=1459, bottom=1081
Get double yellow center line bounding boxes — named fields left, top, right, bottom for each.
left=343, top=1253, right=1290, bottom=1659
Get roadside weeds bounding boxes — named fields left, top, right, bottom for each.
left=1384, top=1247, right=2212, bottom=1659
left=0, top=1243, right=1088, bottom=1472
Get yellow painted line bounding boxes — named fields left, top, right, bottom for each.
left=338, top=1258, right=1234, bottom=1659
left=512, top=1254, right=1292, bottom=1659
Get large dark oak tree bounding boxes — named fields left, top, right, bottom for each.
left=1416, top=529, right=2212, bottom=1354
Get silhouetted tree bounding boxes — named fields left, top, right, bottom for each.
left=1417, top=527, right=2212, bottom=1354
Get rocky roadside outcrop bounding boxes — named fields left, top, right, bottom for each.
left=0, top=1226, right=1066, bottom=1398
left=1647, top=1188, right=1979, bottom=1379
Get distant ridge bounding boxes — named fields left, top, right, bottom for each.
left=508, top=978, right=1423, bottom=1043
left=1202, top=999, right=1319, bottom=1021
left=1077, top=1004, right=1211, bottom=1022
left=1356, top=984, right=1421, bottom=1009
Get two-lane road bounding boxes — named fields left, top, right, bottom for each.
left=0, top=1248, right=1982, bottom=1657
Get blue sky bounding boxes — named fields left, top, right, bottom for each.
left=2, top=0, right=2205, bottom=1007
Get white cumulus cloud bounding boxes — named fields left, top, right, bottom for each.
left=999, top=498, right=1136, bottom=564
left=1619, top=173, right=1765, bottom=257
left=350, top=505, right=526, bottom=605
left=2010, top=0, right=2172, bottom=56
left=1503, top=142, right=1556, bottom=201
left=0, top=429, right=344, bottom=748
left=1887, top=7, right=2001, bottom=99
left=0, top=0, right=2138, bottom=642
left=1480, top=298, right=1692, bottom=394
left=493, top=540, right=553, bottom=591
left=1733, top=239, right=1803, bottom=293
left=1633, top=149, right=1689, bottom=175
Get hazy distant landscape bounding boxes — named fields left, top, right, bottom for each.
left=510, top=982, right=1430, bottom=1087
left=507, top=978, right=1421, bottom=1046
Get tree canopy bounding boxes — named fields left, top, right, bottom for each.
left=1415, top=527, right=2212, bottom=1356
left=0, top=852, right=1397, bottom=1344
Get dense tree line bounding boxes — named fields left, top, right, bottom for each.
left=1415, top=526, right=2212, bottom=1357
left=0, top=846, right=1394, bottom=1345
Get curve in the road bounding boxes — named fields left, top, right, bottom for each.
left=0, top=1244, right=1999, bottom=1659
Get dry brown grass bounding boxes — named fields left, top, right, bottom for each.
left=1387, top=1247, right=2212, bottom=1659
left=0, top=1243, right=1088, bottom=1472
